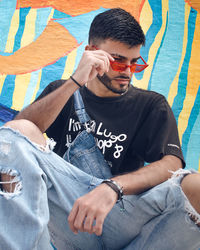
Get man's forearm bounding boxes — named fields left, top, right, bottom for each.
left=15, top=49, right=113, bottom=132
left=112, top=155, right=183, bottom=195
left=15, top=79, right=79, bottom=133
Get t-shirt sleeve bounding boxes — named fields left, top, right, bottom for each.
left=35, top=79, right=66, bottom=101
left=134, top=95, right=185, bottom=167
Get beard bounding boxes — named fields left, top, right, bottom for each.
left=97, top=73, right=130, bottom=95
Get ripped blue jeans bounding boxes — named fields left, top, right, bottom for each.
left=0, top=91, right=200, bottom=250
left=0, top=126, right=200, bottom=250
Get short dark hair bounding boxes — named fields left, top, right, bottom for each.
left=89, top=8, right=145, bottom=47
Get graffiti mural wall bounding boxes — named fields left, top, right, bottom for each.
left=0, top=0, right=199, bottom=171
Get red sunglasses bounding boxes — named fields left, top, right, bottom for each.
left=110, top=56, right=148, bottom=73
left=92, top=45, right=148, bottom=73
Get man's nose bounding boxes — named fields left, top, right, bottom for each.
left=122, top=65, right=132, bottom=75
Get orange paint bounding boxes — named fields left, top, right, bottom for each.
left=139, top=0, right=146, bottom=19
left=0, top=21, right=78, bottom=75
left=185, top=0, right=200, bottom=12
left=17, top=0, right=143, bottom=21
left=17, top=0, right=52, bottom=10
left=2, top=0, right=145, bottom=75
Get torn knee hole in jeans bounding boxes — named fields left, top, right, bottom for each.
left=168, top=169, right=200, bottom=227
left=185, top=198, right=200, bottom=228
left=0, top=168, right=22, bottom=199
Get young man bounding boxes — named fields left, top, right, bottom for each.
left=0, top=8, right=200, bottom=250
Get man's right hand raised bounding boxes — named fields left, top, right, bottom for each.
left=72, top=49, right=114, bottom=86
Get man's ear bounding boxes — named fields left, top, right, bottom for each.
left=85, top=45, right=96, bottom=51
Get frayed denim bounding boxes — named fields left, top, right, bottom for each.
left=0, top=126, right=200, bottom=250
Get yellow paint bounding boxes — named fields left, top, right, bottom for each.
left=30, top=70, right=42, bottom=103
left=21, top=9, right=37, bottom=48
left=11, top=73, right=32, bottom=110
left=29, top=8, right=54, bottom=103
left=168, top=4, right=190, bottom=107
left=62, top=48, right=77, bottom=79
left=140, top=0, right=153, bottom=35
left=0, top=22, right=77, bottom=75
left=134, top=0, right=169, bottom=89
left=28, top=9, right=54, bottom=103
left=0, top=75, right=6, bottom=95
left=47, top=8, right=54, bottom=23
left=5, top=10, right=20, bottom=52
left=21, top=7, right=54, bottom=48
left=178, top=13, right=200, bottom=143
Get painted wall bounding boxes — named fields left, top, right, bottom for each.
left=0, top=0, right=199, bottom=171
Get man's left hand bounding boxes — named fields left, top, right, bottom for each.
left=68, top=183, right=118, bottom=236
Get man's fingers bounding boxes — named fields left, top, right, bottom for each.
left=93, top=53, right=111, bottom=71
left=73, top=207, right=88, bottom=232
left=68, top=184, right=116, bottom=236
left=86, top=49, right=112, bottom=74
left=92, top=57, right=109, bottom=74
left=73, top=49, right=114, bottom=84
left=93, top=49, right=114, bottom=62
left=68, top=199, right=95, bottom=234
left=92, top=214, right=105, bottom=236
left=68, top=204, right=79, bottom=234
left=83, top=213, right=96, bottom=234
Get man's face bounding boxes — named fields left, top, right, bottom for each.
left=93, top=40, right=141, bottom=95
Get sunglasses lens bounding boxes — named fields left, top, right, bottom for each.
left=110, top=61, right=127, bottom=71
left=110, top=60, right=148, bottom=73
left=134, top=65, right=146, bottom=73
left=130, top=64, right=136, bottom=73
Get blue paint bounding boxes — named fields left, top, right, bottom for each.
left=149, top=0, right=185, bottom=97
left=182, top=86, right=200, bottom=164
left=35, top=56, right=67, bottom=98
left=172, top=9, right=197, bottom=121
left=135, top=0, right=162, bottom=81
left=0, top=75, right=16, bottom=108
left=0, top=8, right=31, bottom=110
left=185, top=102, right=200, bottom=171
left=54, top=8, right=108, bottom=44
left=0, top=0, right=17, bottom=51
left=0, top=103, right=18, bottom=123
left=53, top=9, right=71, bottom=19
left=23, top=70, right=41, bottom=108
left=0, top=51, right=14, bottom=56
left=73, top=40, right=88, bottom=73
left=13, top=7, right=31, bottom=52
left=35, top=7, right=53, bottom=40
left=148, top=11, right=169, bottom=90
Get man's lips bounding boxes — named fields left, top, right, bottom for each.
left=114, top=78, right=130, bottom=85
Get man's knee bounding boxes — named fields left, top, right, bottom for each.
left=181, top=173, right=200, bottom=214
left=5, top=119, right=46, bottom=147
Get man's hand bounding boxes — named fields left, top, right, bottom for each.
left=68, top=183, right=118, bottom=236
left=72, top=49, right=114, bottom=86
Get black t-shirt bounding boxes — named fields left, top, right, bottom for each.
left=37, top=79, right=185, bottom=175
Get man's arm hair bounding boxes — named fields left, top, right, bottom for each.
left=112, top=154, right=183, bottom=195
